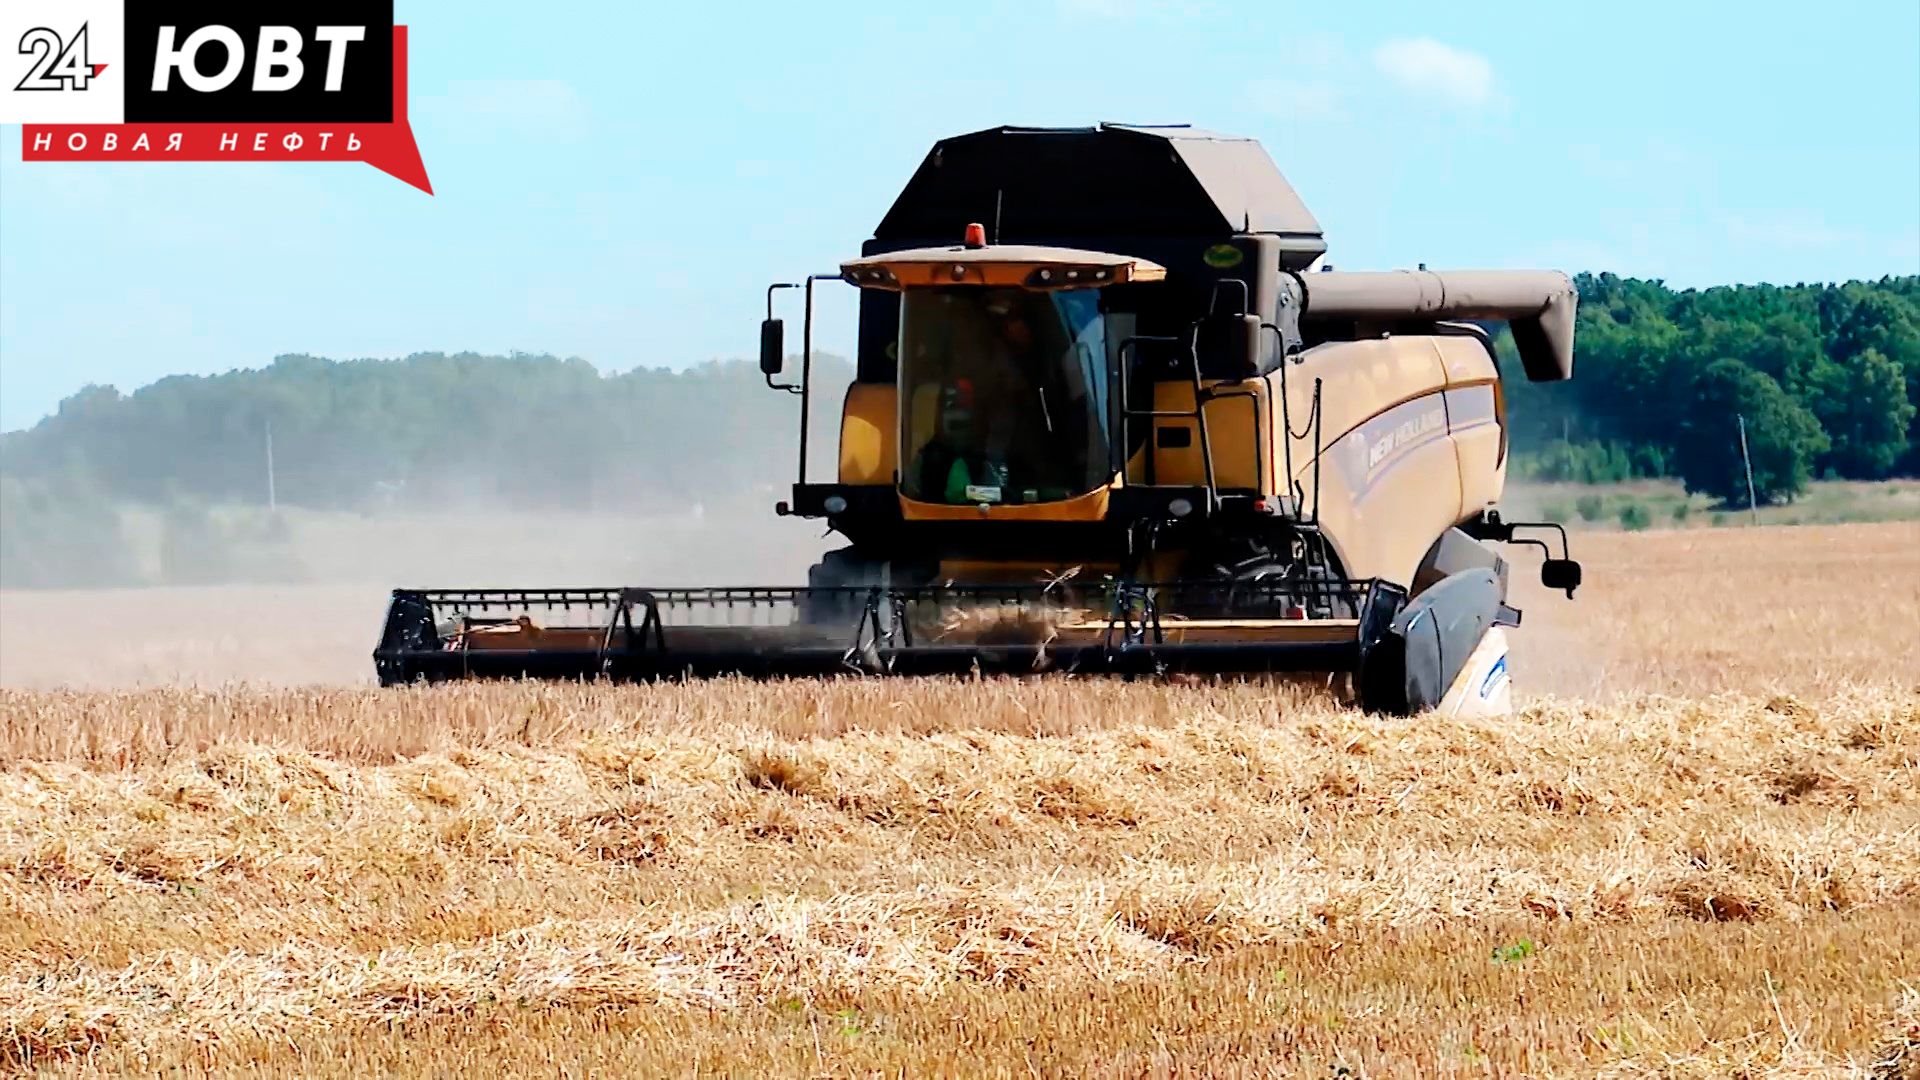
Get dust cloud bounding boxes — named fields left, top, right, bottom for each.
left=8, top=499, right=1910, bottom=700
left=0, top=494, right=836, bottom=689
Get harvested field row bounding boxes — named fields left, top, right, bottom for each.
left=3, top=679, right=1916, bottom=1073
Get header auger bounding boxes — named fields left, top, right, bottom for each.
left=375, top=123, right=1583, bottom=715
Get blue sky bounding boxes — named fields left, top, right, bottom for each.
left=2, top=0, right=1916, bottom=431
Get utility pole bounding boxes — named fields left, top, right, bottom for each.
left=1736, top=413, right=1758, bottom=525
left=265, top=418, right=277, bottom=511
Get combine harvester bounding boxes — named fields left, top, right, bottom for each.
left=374, top=124, right=1583, bottom=716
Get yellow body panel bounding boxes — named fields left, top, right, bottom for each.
left=1112, top=336, right=1508, bottom=587
left=1438, top=335, right=1499, bottom=385
left=837, top=382, right=898, bottom=486
left=1437, top=337, right=1506, bottom=513
left=1281, top=335, right=1507, bottom=586
left=1286, top=337, right=1451, bottom=460
left=1136, top=380, right=1270, bottom=492
left=1449, top=383, right=1505, bottom=512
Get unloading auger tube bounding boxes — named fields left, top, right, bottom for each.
left=375, top=122, right=1585, bottom=716
left=1286, top=268, right=1578, bottom=382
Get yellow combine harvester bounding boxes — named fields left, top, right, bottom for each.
left=375, top=123, right=1582, bottom=715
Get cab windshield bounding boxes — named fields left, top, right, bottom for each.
left=899, top=287, right=1111, bottom=505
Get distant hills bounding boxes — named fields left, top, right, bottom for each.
left=1, top=351, right=852, bottom=513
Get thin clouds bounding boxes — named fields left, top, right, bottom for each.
left=1252, top=35, right=1500, bottom=122
left=1249, top=33, right=1353, bottom=123
left=1371, top=38, right=1498, bottom=110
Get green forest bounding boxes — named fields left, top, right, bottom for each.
left=1499, top=273, right=1920, bottom=497
left=1, top=274, right=1916, bottom=587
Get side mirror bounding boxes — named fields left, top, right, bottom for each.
left=1541, top=558, right=1582, bottom=597
left=759, top=318, right=785, bottom=376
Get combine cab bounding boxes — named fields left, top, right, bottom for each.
left=375, top=123, right=1583, bottom=716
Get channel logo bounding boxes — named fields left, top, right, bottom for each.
left=2, top=0, right=429, bottom=192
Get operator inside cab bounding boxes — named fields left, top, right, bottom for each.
left=900, top=287, right=1108, bottom=505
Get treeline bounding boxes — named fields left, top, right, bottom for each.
left=1502, top=273, right=1919, bottom=501
left=1, top=351, right=850, bottom=513
left=0, top=352, right=849, bottom=586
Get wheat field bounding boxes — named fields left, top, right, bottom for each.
left=1, top=522, right=1917, bottom=1077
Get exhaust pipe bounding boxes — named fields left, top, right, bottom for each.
left=1288, top=269, right=1578, bottom=382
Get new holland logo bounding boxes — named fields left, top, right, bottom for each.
left=1365, top=404, right=1446, bottom=474
left=3, top=0, right=430, bottom=192
left=1479, top=654, right=1508, bottom=698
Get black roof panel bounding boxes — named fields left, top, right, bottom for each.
left=873, top=123, right=1325, bottom=268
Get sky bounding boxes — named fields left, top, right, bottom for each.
left=1, top=0, right=1916, bottom=431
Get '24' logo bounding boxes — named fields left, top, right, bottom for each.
left=16, top=24, right=104, bottom=91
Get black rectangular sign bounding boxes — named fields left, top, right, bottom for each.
left=123, top=0, right=394, bottom=123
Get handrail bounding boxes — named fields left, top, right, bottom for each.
left=1117, top=328, right=1223, bottom=509
left=1262, top=322, right=1296, bottom=512
left=1310, top=378, right=1324, bottom=529
left=1117, top=334, right=1182, bottom=487
left=1181, top=319, right=1219, bottom=509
